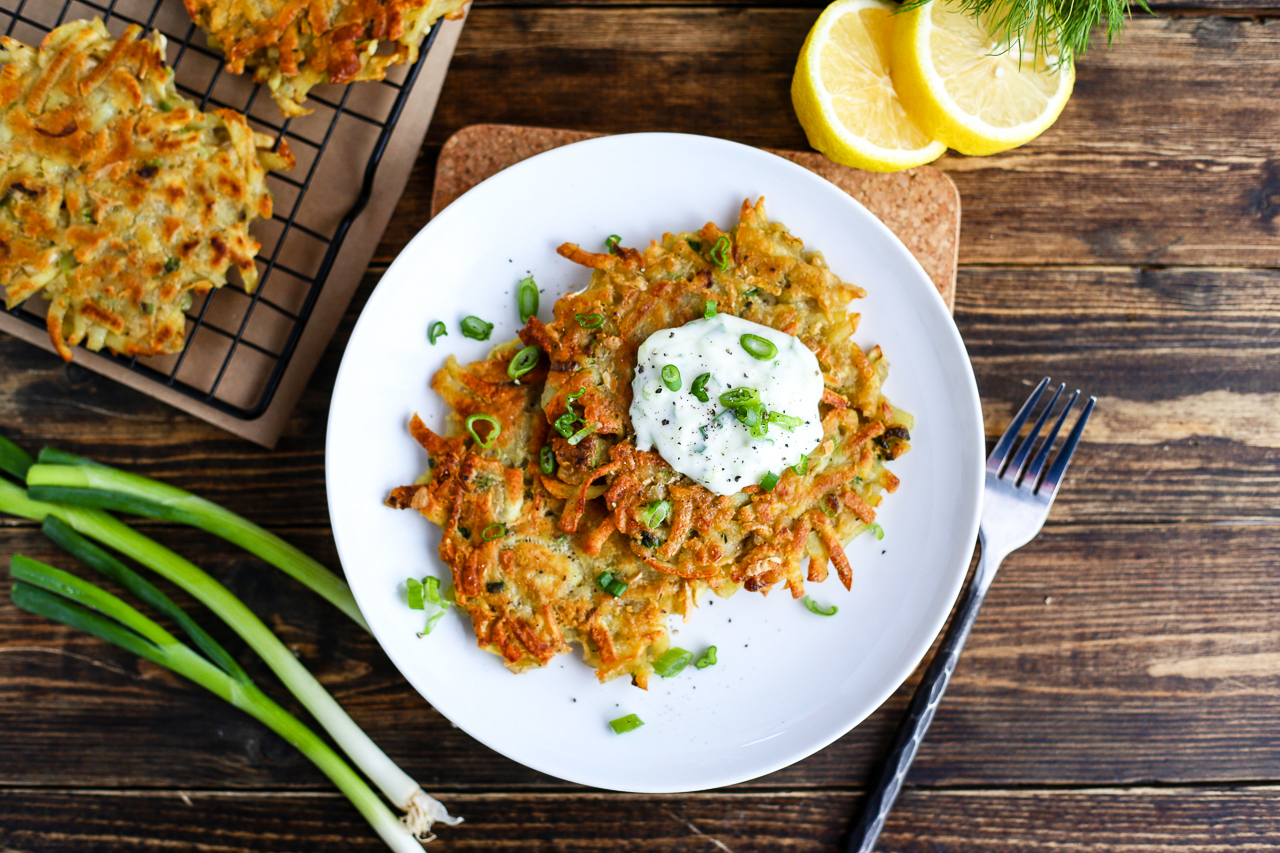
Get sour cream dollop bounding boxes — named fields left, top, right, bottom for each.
left=630, top=313, right=825, bottom=495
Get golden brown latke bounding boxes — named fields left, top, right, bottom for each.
left=522, top=198, right=912, bottom=598
left=390, top=200, right=911, bottom=686
left=0, top=19, right=294, bottom=361
left=183, top=0, right=469, bottom=117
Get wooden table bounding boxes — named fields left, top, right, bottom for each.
left=3, top=1, right=1279, bottom=850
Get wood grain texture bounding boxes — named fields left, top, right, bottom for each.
left=373, top=11, right=1280, bottom=268
left=4, top=785, right=1280, bottom=852
left=4, top=523, right=1280, bottom=790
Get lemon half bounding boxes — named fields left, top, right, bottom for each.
left=792, top=0, right=946, bottom=172
left=891, top=0, right=1075, bottom=156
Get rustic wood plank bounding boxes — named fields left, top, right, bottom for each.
left=3, top=785, right=1280, bottom=852
left=372, top=11, right=1280, bottom=269
left=3, top=523, right=1280, bottom=790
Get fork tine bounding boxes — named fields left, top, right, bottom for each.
left=1025, top=388, right=1079, bottom=486
left=1008, top=382, right=1064, bottom=481
left=987, top=377, right=1050, bottom=473
left=1036, top=395, right=1096, bottom=498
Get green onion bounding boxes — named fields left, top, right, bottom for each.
left=507, top=345, right=541, bottom=380
left=460, top=316, right=493, bottom=341
left=759, top=471, right=780, bottom=492
left=803, top=596, right=838, bottom=616
left=406, top=578, right=425, bottom=610
left=24, top=456, right=365, bottom=630
left=769, top=411, right=803, bottom=431
left=661, top=364, right=681, bottom=392
left=640, top=499, right=671, bottom=528
left=422, top=609, right=448, bottom=636
left=869, top=522, right=885, bottom=540
left=567, top=387, right=586, bottom=402
left=704, top=300, right=717, bottom=319
left=820, top=499, right=838, bottom=519
left=0, top=482, right=454, bottom=839
left=423, top=577, right=445, bottom=606
left=428, top=321, right=447, bottom=345
left=7, top=557, right=451, bottom=851
left=553, top=412, right=580, bottom=438
left=605, top=234, right=621, bottom=254
left=741, top=334, right=777, bottom=360
left=566, top=423, right=596, bottom=446
left=517, top=276, right=539, bottom=323
left=539, top=445, right=556, bottom=475
left=710, top=235, right=731, bottom=270
left=596, top=571, right=628, bottom=597
left=481, top=522, right=506, bottom=541
left=792, top=454, right=809, bottom=476
left=609, top=714, right=643, bottom=734
left=575, top=313, right=604, bottom=329
left=695, top=646, right=718, bottom=668
left=158, top=99, right=173, bottom=111
left=465, top=414, right=500, bottom=448
left=0, top=432, right=34, bottom=479
left=744, top=288, right=759, bottom=300
left=688, top=239, right=702, bottom=252
left=653, top=647, right=694, bottom=678
left=719, top=387, right=760, bottom=409
left=690, top=373, right=711, bottom=403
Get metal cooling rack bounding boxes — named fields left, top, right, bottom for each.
left=1, top=0, right=441, bottom=419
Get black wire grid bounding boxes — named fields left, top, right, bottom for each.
left=1, top=0, right=441, bottom=419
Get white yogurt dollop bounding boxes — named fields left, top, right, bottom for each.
left=629, top=313, right=825, bottom=495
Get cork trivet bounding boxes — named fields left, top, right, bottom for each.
left=431, top=124, right=959, bottom=312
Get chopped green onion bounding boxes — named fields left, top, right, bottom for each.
left=639, top=499, right=671, bottom=528
left=741, top=334, right=777, bottom=360
left=769, top=411, right=803, bottom=431
left=566, top=423, right=596, bottom=446
left=759, top=471, right=779, bottom=492
left=719, top=387, right=760, bottom=409
left=596, top=571, right=628, bottom=597
left=158, top=99, right=173, bottom=112
left=540, top=445, right=556, bottom=475
left=465, top=414, right=500, bottom=448
left=507, top=345, right=541, bottom=380
left=605, top=234, right=621, bottom=254
left=567, top=388, right=586, bottom=402
left=792, top=454, right=809, bottom=476
left=163, top=257, right=180, bottom=274
left=428, top=321, right=447, bottom=345
left=695, top=646, right=718, bottom=668
left=803, top=596, right=838, bottom=616
left=736, top=406, right=762, bottom=429
left=481, top=522, right=506, bottom=541
left=575, top=313, right=604, bottom=329
left=869, top=522, right=885, bottom=540
left=661, top=364, right=681, bottom=392
left=820, top=499, right=838, bottom=519
left=554, top=412, right=580, bottom=438
left=406, top=578, right=425, bottom=610
left=421, top=608, right=447, bottom=635
left=690, top=373, right=711, bottom=403
left=744, top=288, right=759, bottom=300
left=653, top=647, right=694, bottom=678
left=517, top=276, right=539, bottom=323
left=710, top=235, right=731, bottom=270
left=423, top=576, right=445, bottom=606
left=688, top=239, right=702, bottom=252
left=609, top=713, right=643, bottom=734
left=704, top=300, right=717, bottom=319
left=460, top=315, right=493, bottom=340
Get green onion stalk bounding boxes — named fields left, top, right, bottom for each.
left=8, top=552, right=433, bottom=851
left=0, top=477, right=457, bottom=839
left=23, top=449, right=368, bottom=633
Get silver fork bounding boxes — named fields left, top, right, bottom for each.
left=845, top=378, right=1096, bottom=853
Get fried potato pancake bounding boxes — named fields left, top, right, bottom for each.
left=391, top=200, right=911, bottom=686
left=183, top=0, right=469, bottom=117
left=0, top=19, right=294, bottom=361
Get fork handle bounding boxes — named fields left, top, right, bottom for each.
left=844, top=545, right=1001, bottom=853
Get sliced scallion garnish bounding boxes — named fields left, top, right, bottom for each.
left=710, top=235, right=730, bottom=270
left=719, top=387, right=760, bottom=409
left=792, top=454, right=809, bottom=476
left=640, top=499, right=671, bottom=528
left=575, top=313, right=604, bottom=329
left=661, top=364, right=681, bottom=392
left=769, top=411, right=803, bottom=431
left=406, top=578, right=426, bottom=610
left=609, top=713, right=643, bottom=734
left=566, top=423, right=596, bottom=446
left=540, top=445, right=556, bottom=475
left=869, top=522, right=885, bottom=540
left=507, top=344, right=541, bottom=380
left=741, top=334, right=777, bottom=360
left=695, top=646, right=718, bottom=668
left=428, top=321, right=447, bottom=345
left=553, top=412, right=579, bottom=438
left=465, top=414, right=500, bottom=448
left=704, top=300, right=717, bottom=319
left=517, top=276, right=539, bottom=323
left=596, top=571, right=628, bottom=597
left=653, top=647, right=693, bottom=678
left=605, top=234, right=621, bottom=254
left=803, top=596, right=838, bottom=616
left=759, top=471, right=780, bottom=492
left=690, top=373, right=711, bottom=403
left=481, top=522, right=506, bottom=541
left=460, top=315, right=493, bottom=340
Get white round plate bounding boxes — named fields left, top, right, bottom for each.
left=327, top=133, right=983, bottom=793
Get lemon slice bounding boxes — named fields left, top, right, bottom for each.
left=891, top=0, right=1074, bottom=156
left=792, top=0, right=946, bottom=172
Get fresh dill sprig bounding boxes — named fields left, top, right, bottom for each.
left=899, top=0, right=1150, bottom=64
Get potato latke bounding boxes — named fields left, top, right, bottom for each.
left=0, top=19, right=294, bottom=361
left=183, top=0, right=469, bottom=117
left=391, top=199, right=912, bottom=687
